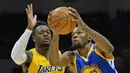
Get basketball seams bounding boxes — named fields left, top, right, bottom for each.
left=48, top=8, right=76, bottom=35
left=70, top=15, right=73, bottom=33
left=50, top=11, right=68, bottom=24
left=50, top=17, right=68, bottom=24
left=49, top=11, right=69, bottom=34
left=58, top=16, right=69, bottom=33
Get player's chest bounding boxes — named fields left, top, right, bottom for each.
left=76, top=56, right=102, bottom=73
left=34, top=60, right=63, bottom=73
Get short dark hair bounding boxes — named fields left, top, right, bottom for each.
left=33, top=20, right=48, bottom=30
left=32, top=20, right=48, bottom=35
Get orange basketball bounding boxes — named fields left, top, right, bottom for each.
left=48, top=7, right=76, bottom=35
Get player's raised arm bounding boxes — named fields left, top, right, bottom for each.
left=47, top=13, right=71, bottom=67
left=11, top=4, right=37, bottom=65
left=68, top=7, right=114, bottom=58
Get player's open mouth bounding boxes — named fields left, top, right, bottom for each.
left=43, top=38, right=50, bottom=42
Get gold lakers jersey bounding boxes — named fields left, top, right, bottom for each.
left=27, top=48, right=65, bottom=73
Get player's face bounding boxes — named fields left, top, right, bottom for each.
left=71, top=27, right=88, bottom=47
left=34, top=25, right=51, bottom=46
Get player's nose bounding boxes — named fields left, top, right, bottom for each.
left=43, top=32, right=49, bottom=37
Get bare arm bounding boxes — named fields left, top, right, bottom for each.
left=68, top=7, right=114, bottom=58
left=11, top=29, right=32, bottom=65
left=11, top=4, right=37, bottom=65
left=47, top=11, right=71, bottom=66
left=47, top=32, right=71, bottom=66
left=82, top=24, right=114, bottom=58
left=22, top=51, right=33, bottom=72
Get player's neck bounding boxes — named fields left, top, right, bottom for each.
left=35, top=46, right=49, bottom=58
left=78, top=43, right=92, bottom=58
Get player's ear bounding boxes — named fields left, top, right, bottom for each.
left=86, top=34, right=92, bottom=42
left=32, top=35, right=35, bottom=42
left=88, top=37, right=92, bottom=42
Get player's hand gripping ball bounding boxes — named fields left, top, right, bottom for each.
left=48, top=7, right=76, bottom=35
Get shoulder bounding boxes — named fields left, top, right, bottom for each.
left=63, top=51, right=75, bottom=63
left=63, top=51, right=75, bottom=56
left=63, top=51, right=76, bottom=70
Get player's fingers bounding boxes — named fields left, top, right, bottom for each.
left=27, top=4, right=33, bottom=18
left=30, top=4, right=33, bottom=11
left=72, top=19, right=77, bottom=23
left=48, top=10, right=53, bottom=16
left=34, top=15, right=37, bottom=20
left=48, top=10, right=54, bottom=24
left=47, top=15, right=51, bottom=24
left=28, top=4, right=32, bottom=15
left=48, top=12, right=51, bottom=16
left=48, top=12, right=51, bottom=19
left=68, top=7, right=77, bottom=14
left=47, top=15, right=50, bottom=20
left=27, top=5, right=30, bottom=13
left=26, top=8, right=29, bottom=18
left=69, top=11, right=77, bottom=19
left=30, top=4, right=33, bottom=15
left=27, top=5, right=31, bottom=16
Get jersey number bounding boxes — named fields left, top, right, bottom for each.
left=90, top=69, right=97, bottom=73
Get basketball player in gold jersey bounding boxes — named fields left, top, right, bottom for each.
left=11, top=4, right=66, bottom=73
left=48, top=7, right=117, bottom=73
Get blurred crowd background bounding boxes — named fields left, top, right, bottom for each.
left=0, top=0, right=130, bottom=73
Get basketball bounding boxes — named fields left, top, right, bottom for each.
left=48, top=7, right=76, bottom=35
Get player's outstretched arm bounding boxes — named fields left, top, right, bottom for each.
left=11, top=4, right=37, bottom=65
left=68, top=7, right=114, bottom=58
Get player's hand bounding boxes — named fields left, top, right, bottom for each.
left=26, top=4, right=37, bottom=30
left=68, top=7, right=85, bottom=28
left=47, top=10, right=58, bottom=34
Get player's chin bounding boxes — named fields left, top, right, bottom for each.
left=73, top=43, right=80, bottom=47
left=72, top=43, right=82, bottom=50
left=41, top=42, right=50, bottom=46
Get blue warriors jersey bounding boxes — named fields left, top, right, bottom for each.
left=73, top=44, right=118, bottom=73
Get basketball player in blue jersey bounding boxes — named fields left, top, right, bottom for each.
left=48, top=7, right=118, bottom=73
left=11, top=4, right=73, bottom=73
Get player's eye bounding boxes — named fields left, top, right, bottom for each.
left=77, top=31, right=82, bottom=34
left=39, top=31, right=44, bottom=34
left=47, top=31, right=50, bottom=34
